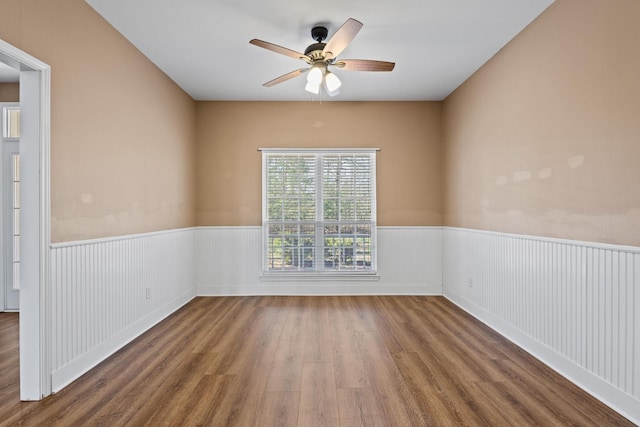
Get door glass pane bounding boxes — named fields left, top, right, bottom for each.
left=12, top=154, right=20, bottom=290
left=3, top=107, right=20, bottom=139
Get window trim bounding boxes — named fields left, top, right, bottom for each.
left=260, top=148, right=379, bottom=279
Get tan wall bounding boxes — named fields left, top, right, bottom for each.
left=6, top=0, right=634, bottom=245
left=0, top=83, right=19, bottom=101
left=443, top=0, right=640, bottom=246
left=0, top=0, right=197, bottom=242
left=196, top=101, right=443, bottom=226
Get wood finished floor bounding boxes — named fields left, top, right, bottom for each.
left=0, top=296, right=633, bottom=426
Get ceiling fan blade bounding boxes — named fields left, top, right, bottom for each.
left=322, top=18, right=363, bottom=60
left=263, top=68, right=309, bottom=87
left=333, top=59, right=395, bottom=72
left=250, top=39, right=311, bottom=64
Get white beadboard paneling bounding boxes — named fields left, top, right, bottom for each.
left=377, top=227, right=442, bottom=290
left=443, top=227, right=640, bottom=425
left=42, top=224, right=638, bottom=424
left=196, top=226, right=442, bottom=295
left=196, top=226, right=261, bottom=292
left=49, top=228, right=196, bottom=391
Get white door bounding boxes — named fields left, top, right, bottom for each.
left=2, top=104, right=20, bottom=311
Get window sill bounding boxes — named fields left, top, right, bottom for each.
left=260, top=272, right=380, bottom=282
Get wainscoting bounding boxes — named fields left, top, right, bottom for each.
left=195, top=226, right=443, bottom=296
left=44, top=225, right=639, bottom=424
left=46, top=226, right=442, bottom=396
left=443, top=227, right=640, bottom=424
left=49, top=228, right=196, bottom=392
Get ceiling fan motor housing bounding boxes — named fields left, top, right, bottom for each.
left=304, top=42, right=326, bottom=59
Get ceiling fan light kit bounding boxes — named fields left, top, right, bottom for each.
left=324, top=71, right=342, bottom=93
left=249, top=18, right=395, bottom=97
left=305, top=64, right=324, bottom=95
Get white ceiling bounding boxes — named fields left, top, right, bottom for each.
left=86, top=0, right=553, bottom=101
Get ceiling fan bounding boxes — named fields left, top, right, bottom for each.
left=249, top=18, right=395, bottom=96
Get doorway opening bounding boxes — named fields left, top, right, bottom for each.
left=0, top=38, right=51, bottom=401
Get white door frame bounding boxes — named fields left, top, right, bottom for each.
left=0, top=38, right=51, bottom=400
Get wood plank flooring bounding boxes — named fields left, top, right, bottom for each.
left=0, top=297, right=634, bottom=426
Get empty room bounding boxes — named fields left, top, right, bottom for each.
left=0, top=0, right=638, bottom=425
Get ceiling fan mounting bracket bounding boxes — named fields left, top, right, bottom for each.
left=311, top=26, right=328, bottom=42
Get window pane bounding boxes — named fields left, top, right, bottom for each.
left=302, top=236, right=314, bottom=247
left=356, top=224, right=371, bottom=235
left=283, top=248, right=296, bottom=269
left=355, top=200, right=371, bottom=221
left=284, top=235, right=298, bottom=247
left=10, top=154, right=20, bottom=289
left=300, top=224, right=315, bottom=235
left=324, top=247, right=338, bottom=269
left=302, top=248, right=315, bottom=269
left=283, top=224, right=299, bottom=235
left=3, top=107, right=20, bottom=139
left=324, top=236, right=355, bottom=271
left=342, top=246, right=354, bottom=269
left=284, top=177, right=298, bottom=196
left=267, top=157, right=284, bottom=197
left=339, top=200, right=355, bottom=221
left=323, top=180, right=338, bottom=197
left=324, top=224, right=339, bottom=235
left=267, top=237, right=283, bottom=269
left=13, top=263, right=20, bottom=290
left=14, top=207, right=20, bottom=231
left=356, top=236, right=371, bottom=268
left=13, top=182, right=19, bottom=208
left=324, top=199, right=338, bottom=220
left=320, top=223, right=373, bottom=271
left=300, top=198, right=315, bottom=220
left=299, top=157, right=316, bottom=192
left=268, top=199, right=283, bottom=220
left=283, top=198, right=299, bottom=220
left=340, top=225, right=354, bottom=234
left=269, top=224, right=282, bottom=235
left=13, top=154, right=20, bottom=180
left=355, top=179, right=370, bottom=196
left=339, top=157, right=356, bottom=198
left=13, top=235, right=19, bottom=262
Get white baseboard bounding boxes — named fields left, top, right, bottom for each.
left=51, top=288, right=195, bottom=392
left=442, top=227, right=640, bottom=425
left=49, top=228, right=196, bottom=392
left=444, top=288, right=639, bottom=425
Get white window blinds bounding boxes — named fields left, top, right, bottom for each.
left=262, top=149, right=377, bottom=274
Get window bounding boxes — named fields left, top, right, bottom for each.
left=262, top=149, right=377, bottom=275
